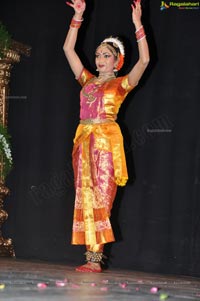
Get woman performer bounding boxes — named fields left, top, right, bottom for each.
left=63, top=0, right=150, bottom=272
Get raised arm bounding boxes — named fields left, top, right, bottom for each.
left=128, top=0, right=150, bottom=87
left=63, top=0, right=86, bottom=79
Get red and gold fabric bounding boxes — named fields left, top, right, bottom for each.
left=71, top=68, right=134, bottom=246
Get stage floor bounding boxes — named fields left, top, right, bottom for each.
left=0, top=258, right=200, bottom=300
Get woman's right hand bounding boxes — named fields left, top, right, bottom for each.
left=66, top=0, right=86, bottom=15
left=131, top=0, right=142, bottom=28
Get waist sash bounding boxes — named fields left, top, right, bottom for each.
left=80, top=118, right=115, bottom=125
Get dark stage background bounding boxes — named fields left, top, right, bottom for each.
left=1, top=0, right=200, bottom=276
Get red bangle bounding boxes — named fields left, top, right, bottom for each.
left=136, top=28, right=145, bottom=39
left=135, top=25, right=143, bottom=33
left=70, top=17, right=83, bottom=29
left=135, top=26, right=146, bottom=42
left=137, top=35, right=146, bottom=42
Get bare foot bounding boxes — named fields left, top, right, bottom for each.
left=76, top=262, right=102, bottom=273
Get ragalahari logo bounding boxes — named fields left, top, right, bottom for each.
left=160, top=1, right=200, bottom=10
left=160, top=1, right=170, bottom=10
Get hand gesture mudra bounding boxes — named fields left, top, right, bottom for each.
left=66, top=0, right=86, bottom=14
left=131, top=0, right=142, bottom=26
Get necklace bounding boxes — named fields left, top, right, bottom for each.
left=97, top=73, right=116, bottom=84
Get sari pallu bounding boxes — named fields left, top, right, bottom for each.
left=71, top=121, right=128, bottom=246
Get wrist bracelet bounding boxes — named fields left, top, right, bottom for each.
left=137, top=35, right=146, bottom=43
left=135, top=25, right=143, bottom=33
left=70, top=17, right=83, bottom=29
left=73, top=16, right=84, bottom=22
left=135, top=26, right=146, bottom=42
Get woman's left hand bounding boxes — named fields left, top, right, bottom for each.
left=131, top=0, right=142, bottom=26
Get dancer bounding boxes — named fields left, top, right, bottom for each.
left=63, top=0, right=149, bottom=272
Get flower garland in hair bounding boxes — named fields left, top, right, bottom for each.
left=102, top=37, right=125, bottom=56
left=116, top=54, right=124, bottom=71
left=0, top=123, right=13, bottom=178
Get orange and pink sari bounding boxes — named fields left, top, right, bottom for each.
left=71, top=68, right=134, bottom=249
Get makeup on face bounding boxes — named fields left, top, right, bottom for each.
left=95, top=47, right=117, bottom=73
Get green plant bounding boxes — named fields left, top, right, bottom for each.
left=0, top=123, right=13, bottom=178
left=0, top=22, right=11, bottom=59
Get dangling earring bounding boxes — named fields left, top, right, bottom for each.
left=113, top=66, right=118, bottom=76
left=113, top=65, right=118, bottom=72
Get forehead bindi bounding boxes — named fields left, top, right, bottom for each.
left=96, top=46, right=113, bottom=56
